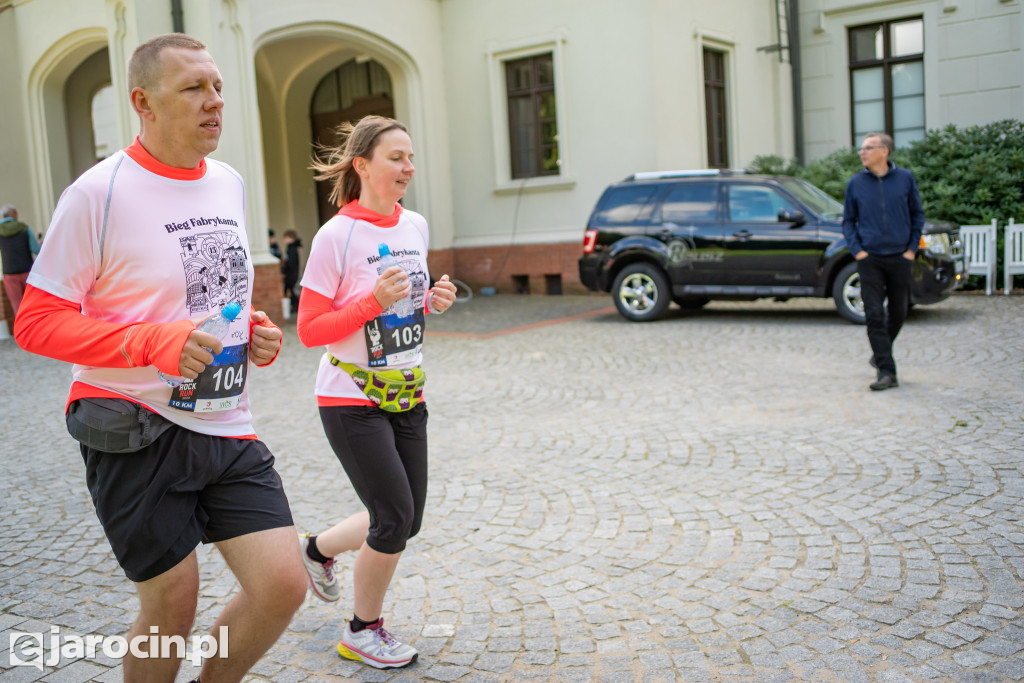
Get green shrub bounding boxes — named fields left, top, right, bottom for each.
left=905, top=121, right=1024, bottom=228
left=748, top=119, right=1024, bottom=291
left=745, top=155, right=797, bottom=175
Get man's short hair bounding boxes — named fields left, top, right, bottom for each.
left=1, top=204, right=16, bottom=218
left=127, top=33, right=207, bottom=91
left=863, top=132, right=894, bottom=153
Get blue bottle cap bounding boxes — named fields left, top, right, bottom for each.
left=222, top=301, right=242, bottom=321
left=378, top=243, right=391, bottom=257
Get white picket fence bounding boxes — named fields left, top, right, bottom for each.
left=960, top=218, right=1024, bottom=295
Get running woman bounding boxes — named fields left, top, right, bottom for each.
left=295, top=115, right=457, bottom=669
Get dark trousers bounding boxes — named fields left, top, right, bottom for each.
left=283, top=274, right=299, bottom=309
left=858, top=254, right=912, bottom=376
left=318, top=403, right=429, bottom=555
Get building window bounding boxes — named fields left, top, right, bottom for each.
left=849, top=17, right=924, bottom=147
left=505, top=53, right=559, bottom=179
left=703, top=48, right=729, bottom=169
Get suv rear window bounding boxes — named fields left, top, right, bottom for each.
left=592, top=185, right=658, bottom=225
left=661, top=183, right=718, bottom=222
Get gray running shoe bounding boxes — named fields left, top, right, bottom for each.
left=298, top=532, right=340, bottom=602
left=870, top=373, right=899, bottom=391
left=337, top=619, right=418, bottom=669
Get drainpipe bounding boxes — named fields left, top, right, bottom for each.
left=171, top=0, right=184, bottom=33
left=788, top=0, right=805, bottom=165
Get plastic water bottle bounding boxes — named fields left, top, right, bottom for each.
left=378, top=243, right=414, bottom=318
left=159, top=301, right=243, bottom=387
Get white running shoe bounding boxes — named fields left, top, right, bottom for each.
left=337, top=619, right=418, bottom=669
left=298, top=532, right=340, bottom=602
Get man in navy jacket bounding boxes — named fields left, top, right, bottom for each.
left=842, top=133, right=924, bottom=391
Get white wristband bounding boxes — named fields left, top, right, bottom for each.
left=426, top=291, right=443, bottom=314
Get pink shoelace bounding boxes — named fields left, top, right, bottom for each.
left=372, top=623, right=399, bottom=648
left=322, top=558, right=336, bottom=581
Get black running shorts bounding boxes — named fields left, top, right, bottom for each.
left=81, top=424, right=294, bottom=582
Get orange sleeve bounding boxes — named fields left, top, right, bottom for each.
left=296, top=287, right=382, bottom=348
left=248, top=305, right=282, bottom=367
left=14, top=285, right=195, bottom=374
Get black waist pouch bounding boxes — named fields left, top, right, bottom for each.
left=66, top=398, right=174, bottom=454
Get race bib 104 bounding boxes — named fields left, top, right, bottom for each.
left=167, top=343, right=248, bottom=413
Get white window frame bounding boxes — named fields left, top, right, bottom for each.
left=486, top=31, right=574, bottom=194
left=813, top=3, right=941, bottom=152
left=847, top=16, right=926, bottom=148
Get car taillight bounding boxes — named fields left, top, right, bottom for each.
left=582, top=229, right=597, bottom=254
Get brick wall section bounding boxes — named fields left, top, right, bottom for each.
left=429, top=241, right=586, bottom=295
left=252, top=263, right=284, bottom=322
left=426, top=248, right=455, bottom=282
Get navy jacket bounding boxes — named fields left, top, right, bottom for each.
left=842, top=162, right=924, bottom=257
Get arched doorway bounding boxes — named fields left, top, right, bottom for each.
left=252, top=25, right=429, bottom=260
left=28, top=33, right=111, bottom=218
left=64, top=47, right=113, bottom=180
left=310, top=57, right=394, bottom=225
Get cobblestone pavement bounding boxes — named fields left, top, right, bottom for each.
left=1, top=293, right=1022, bottom=682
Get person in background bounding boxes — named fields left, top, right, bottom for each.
left=268, top=229, right=282, bottom=260
left=281, top=229, right=301, bottom=314
left=295, top=115, right=457, bottom=669
left=0, top=204, right=41, bottom=317
left=14, top=33, right=306, bottom=683
left=842, top=132, right=924, bottom=391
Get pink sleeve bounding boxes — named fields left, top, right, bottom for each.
left=14, top=285, right=194, bottom=374
left=296, top=287, right=382, bottom=348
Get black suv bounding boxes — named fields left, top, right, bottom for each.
left=578, top=170, right=965, bottom=323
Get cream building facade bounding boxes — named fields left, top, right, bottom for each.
left=0, top=0, right=1020, bottom=317
left=797, top=0, right=1023, bottom=161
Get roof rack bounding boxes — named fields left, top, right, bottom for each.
left=626, top=169, right=747, bottom=181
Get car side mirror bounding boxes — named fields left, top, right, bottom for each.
left=779, top=209, right=806, bottom=227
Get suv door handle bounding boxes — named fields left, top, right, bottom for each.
left=732, top=230, right=752, bottom=239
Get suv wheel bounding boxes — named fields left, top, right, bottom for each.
left=832, top=262, right=866, bottom=324
left=612, top=263, right=671, bottom=322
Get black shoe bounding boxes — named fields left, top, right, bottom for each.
left=870, top=374, right=899, bottom=391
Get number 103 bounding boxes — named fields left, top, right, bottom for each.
left=391, top=324, right=423, bottom=346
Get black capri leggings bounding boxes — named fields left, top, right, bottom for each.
left=318, top=403, right=428, bottom=554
